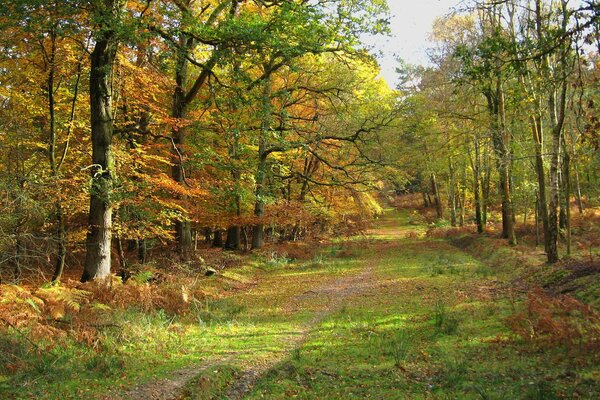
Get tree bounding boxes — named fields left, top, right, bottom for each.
left=81, top=0, right=125, bottom=282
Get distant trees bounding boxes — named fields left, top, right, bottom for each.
left=395, top=0, right=599, bottom=263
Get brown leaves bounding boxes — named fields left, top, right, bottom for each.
left=506, top=287, right=600, bottom=349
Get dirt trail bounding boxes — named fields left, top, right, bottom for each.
left=119, top=214, right=403, bottom=400
left=121, top=359, right=231, bottom=400
left=118, top=262, right=378, bottom=400
left=225, top=264, right=377, bottom=399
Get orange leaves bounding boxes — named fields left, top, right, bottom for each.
left=146, top=173, right=208, bottom=199
left=506, top=287, right=600, bottom=349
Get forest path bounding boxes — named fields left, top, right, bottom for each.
left=121, top=206, right=594, bottom=400
left=119, top=209, right=414, bottom=400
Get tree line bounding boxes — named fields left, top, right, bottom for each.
left=0, top=0, right=398, bottom=283
left=395, top=0, right=599, bottom=263
left=0, top=0, right=597, bottom=284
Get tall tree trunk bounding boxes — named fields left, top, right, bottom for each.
left=138, top=239, right=147, bottom=264
left=225, top=226, right=241, bottom=250
left=535, top=0, right=569, bottom=264
left=497, top=81, right=517, bottom=245
left=470, top=139, right=484, bottom=233
left=431, top=173, right=443, bottom=219
left=459, top=167, right=466, bottom=227
left=535, top=192, right=540, bottom=247
left=482, top=144, right=491, bottom=225
left=563, top=148, right=572, bottom=256
left=171, top=37, right=193, bottom=258
left=226, top=132, right=242, bottom=250
left=82, top=3, right=121, bottom=282
left=45, top=29, right=68, bottom=282
left=252, top=153, right=267, bottom=250
left=568, top=131, right=584, bottom=214
left=252, top=74, right=272, bottom=250
left=531, top=110, right=551, bottom=253
left=212, top=229, right=224, bottom=248
left=422, top=191, right=429, bottom=208
left=573, top=158, right=584, bottom=214
left=547, top=93, right=562, bottom=264
left=487, top=80, right=516, bottom=245
left=545, top=77, right=568, bottom=264
left=448, top=157, right=457, bottom=226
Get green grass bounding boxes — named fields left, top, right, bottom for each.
left=1, top=208, right=598, bottom=399
left=241, top=211, right=600, bottom=400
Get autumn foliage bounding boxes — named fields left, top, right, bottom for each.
left=506, top=287, right=600, bottom=349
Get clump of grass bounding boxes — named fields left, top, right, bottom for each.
left=181, top=365, right=242, bottom=400
left=524, top=380, right=558, bottom=400
left=291, top=347, right=302, bottom=361
left=433, top=300, right=460, bottom=335
left=264, top=252, right=290, bottom=269
left=426, top=255, right=457, bottom=276
left=388, top=330, right=411, bottom=368
left=310, top=254, right=325, bottom=268
left=440, top=356, right=468, bottom=388
left=193, top=298, right=245, bottom=326
left=474, top=264, right=492, bottom=277
left=84, top=350, right=124, bottom=377
left=427, top=264, right=446, bottom=276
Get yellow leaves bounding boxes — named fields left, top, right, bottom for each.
left=35, top=286, right=91, bottom=315
left=146, top=173, right=208, bottom=199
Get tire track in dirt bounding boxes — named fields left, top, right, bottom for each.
left=118, top=213, right=407, bottom=400
left=224, top=262, right=378, bottom=400
left=114, top=261, right=377, bottom=400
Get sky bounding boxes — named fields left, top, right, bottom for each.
left=363, top=0, right=464, bottom=88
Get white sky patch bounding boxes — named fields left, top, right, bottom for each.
left=362, top=0, right=463, bottom=88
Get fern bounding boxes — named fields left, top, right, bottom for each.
left=35, top=286, right=91, bottom=313
left=132, top=271, right=154, bottom=284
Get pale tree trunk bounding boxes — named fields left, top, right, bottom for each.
left=531, top=103, right=550, bottom=254
left=448, top=157, right=457, bottom=226
left=486, top=81, right=516, bottom=245
left=535, top=192, right=540, bottom=247
left=510, top=6, right=550, bottom=254
left=431, top=173, right=443, bottom=219
left=422, top=191, right=429, bottom=208
left=469, top=138, right=484, bottom=233
left=459, top=166, right=467, bottom=227
left=537, top=0, right=569, bottom=264
left=547, top=87, right=563, bottom=264
left=82, top=3, right=121, bottom=282
left=482, top=143, right=491, bottom=226
left=568, top=133, right=584, bottom=214
left=573, top=156, right=584, bottom=214
left=252, top=74, right=272, bottom=250
left=562, top=147, right=572, bottom=256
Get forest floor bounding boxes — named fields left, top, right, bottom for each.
left=2, top=204, right=599, bottom=399
left=126, top=207, right=600, bottom=400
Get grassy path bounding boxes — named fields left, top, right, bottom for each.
left=3, top=207, right=598, bottom=399
left=109, top=207, right=598, bottom=399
